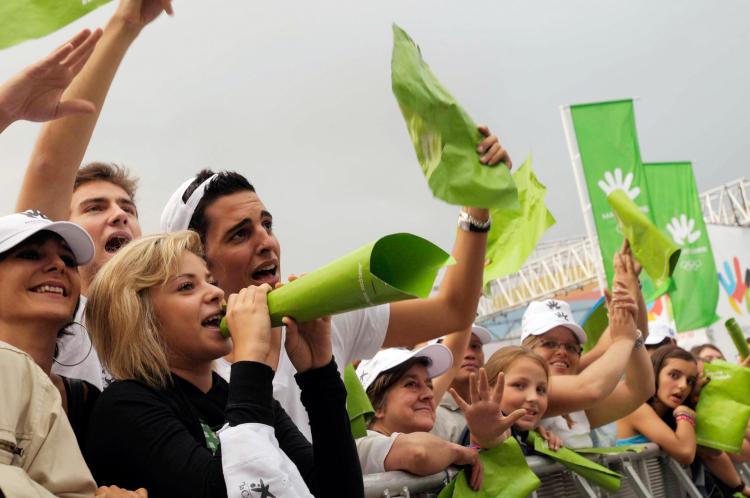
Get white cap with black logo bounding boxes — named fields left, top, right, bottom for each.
left=0, top=211, right=94, bottom=265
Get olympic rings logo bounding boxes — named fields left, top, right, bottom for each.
left=679, top=259, right=703, bottom=272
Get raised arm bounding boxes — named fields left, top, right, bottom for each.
left=430, top=326, right=473, bottom=402
left=0, top=29, right=101, bottom=133
left=545, top=291, right=638, bottom=417
left=16, top=0, right=172, bottom=220
left=384, top=127, right=510, bottom=347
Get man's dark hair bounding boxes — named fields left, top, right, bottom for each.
left=182, top=169, right=255, bottom=242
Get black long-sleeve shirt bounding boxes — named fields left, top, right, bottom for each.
left=85, top=359, right=364, bottom=498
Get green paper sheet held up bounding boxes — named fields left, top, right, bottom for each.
left=438, top=438, right=541, bottom=498
left=528, top=431, right=622, bottom=492
left=391, top=24, right=518, bottom=210
left=221, top=233, right=453, bottom=331
left=1, top=0, right=113, bottom=50
left=696, top=360, right=750, bottom=453
left=607, top=190, right=681, bottom=297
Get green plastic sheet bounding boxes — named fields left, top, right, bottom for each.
left=607, top=189, right=681, bottom=298
left=0, top=0, right=113, bottom=50
left=574, top=444, right=649, bottom=455
left=438, top=438, right=541, bottom=498
left=343, top=363, right=373, bottom=439
left=527, top=431, right=622, bottom=492
left=221, top=233, right=453, bottom=331
left=391, top=24, right=518, bottom=209
left=696, top=360, right=750, bottom=453
left=483, top=157, right=556, bottom=287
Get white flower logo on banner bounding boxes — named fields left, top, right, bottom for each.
left=597, top=168, right=640, bottom=200
left=666, top=214, right=701, bottom=245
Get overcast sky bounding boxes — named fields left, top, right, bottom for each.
left=1, top=0, right=748, bottom=276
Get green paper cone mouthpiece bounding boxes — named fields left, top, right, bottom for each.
left=220, top=232, right=453, bottom=336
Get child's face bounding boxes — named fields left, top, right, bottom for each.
left=500, top=357, right=549, bottom=431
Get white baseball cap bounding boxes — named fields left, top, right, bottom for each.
left=356, top=344, right=453, bottom=391
left=0, top=211, right=94, bottom=265
left=645, top=322, right=677, bottom=346
left=429, top=323, right=494, bottom=346
left=160, top=174, right=218, bottom=233
left=521, top=299, right=587, bottom=344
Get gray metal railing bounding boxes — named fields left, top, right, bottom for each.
left=363, top=444, right=707, bottom=498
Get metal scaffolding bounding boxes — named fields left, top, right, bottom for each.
left=479, top=177, right=749, bottom=319
left=700, top=177, right=750, bottom=227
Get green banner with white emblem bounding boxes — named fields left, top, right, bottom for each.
left=644, top=162, right=720, bottom=331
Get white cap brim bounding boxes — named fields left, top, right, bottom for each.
left=471, top=324, right=493, bottom=345
left=0, top=219, right=94, bottom=265
left=356, top=344, right=453, bottom=391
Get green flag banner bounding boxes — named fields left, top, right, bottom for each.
left=438, top=438, right=541, bottom=498
left=0, top=0, right=112, bottom=50
left=391, top=24, right=518, bottom=209
left=527, top=431, right=622, bottom=492
left=221, top=233, right=453, bottom=332
left=483, top=157, right=556, bottom=286
left=695, top=360, right=750, bottom=453
left=643, top=162, right=720, bottom=331
left=569, top=100, right=652, bottom=288
left=607, top=189, right=681, bottom=297
left=581, top=296, right=608, bottom=352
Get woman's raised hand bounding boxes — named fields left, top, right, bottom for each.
left=94, top=486, right=147, bottom=497
left=450, top=369, right=526, bottom=449
left=226, top=284, right=277, bottom=368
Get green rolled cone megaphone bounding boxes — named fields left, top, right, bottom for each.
left=726, top=318, right=750, bottom=360
left=220, top=233, right=454, bottom=337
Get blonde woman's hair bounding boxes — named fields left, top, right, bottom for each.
left=85, top=231, right=204, bottom=388
left=484, top=346, right=550, bottom=387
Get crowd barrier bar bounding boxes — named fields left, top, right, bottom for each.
left=362, top=444, right=717, bottom=498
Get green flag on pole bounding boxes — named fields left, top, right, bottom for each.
left=0, top=0, right=113, bottom=50
left=644, top=162, right=720, bottom=331
left=483, top=157, right=556, bottom=286
left=569, top=99, right=651, bottom=289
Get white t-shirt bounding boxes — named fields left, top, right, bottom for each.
left=217, top=305, right=390, bottom=442
left=51, top=296, right=110, bottom=391
left=537, top=410, right=593, bottom=449
left=355, top=430, right=400, bottom=474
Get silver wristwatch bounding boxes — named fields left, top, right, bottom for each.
left=633, top=329, right=644, bottom=350
left=458, top=210, right=491, bottom=233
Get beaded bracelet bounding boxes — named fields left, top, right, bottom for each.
left=675, top=414, right=696, bottom=426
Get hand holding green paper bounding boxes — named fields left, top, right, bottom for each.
left=391, top=24, right=518, bottom=210
left=220, top=233, right=454, bottom=335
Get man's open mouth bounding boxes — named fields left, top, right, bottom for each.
left=105, top=234, right=132, bottom=254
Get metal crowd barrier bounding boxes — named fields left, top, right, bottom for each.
left=362, top=444, right=713, bottom=498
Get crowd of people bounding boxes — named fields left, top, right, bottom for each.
left=1, top=1, right=749, bottom=497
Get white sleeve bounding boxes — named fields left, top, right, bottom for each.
left=332, top=305, right=391, bottom=366
left=218, top=423, right=313, bottom=498
left=355, top=431, right=400, bottom=474
left=0, top=466, right=61, bottom=498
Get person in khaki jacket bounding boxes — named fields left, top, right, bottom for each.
left=0, top=342, right=97, bottom=498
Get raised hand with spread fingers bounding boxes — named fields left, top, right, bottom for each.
left=450, top=369, right=526, bottom=449
left=0, top=29, right=102, bottom=132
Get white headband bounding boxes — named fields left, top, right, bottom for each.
left=160, top=174, right=218, bottom=233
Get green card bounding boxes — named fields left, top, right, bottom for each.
left=343, top=364, right=374, bottom=439
left=391, top=24, right=518, bottom=209
left=221, top=233, right=453, bottom=332
left=696, top=360, right=750, bottom=453
left=528, top=431, right=622, bottom=492
left=439, top=438, right=541, bottom=498
left=581, top=296, right=608, bottom=353
left=607, top=189, right=681, bottom=299
left=0, top=0, right=113, bottom=50
left=483, top=157, right=556, bottom=286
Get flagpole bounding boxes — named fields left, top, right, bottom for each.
left=559, top=105, right=607, bottom=295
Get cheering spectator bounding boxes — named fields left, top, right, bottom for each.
left=16, top=0, right=172, bottom=389
left=85, top=231, right=363, bottom=498
left=160, top=126, right=510, bottom=442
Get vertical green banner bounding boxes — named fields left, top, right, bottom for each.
left=644, top=162, right=720, bottom=331
left=569, top=99, right=652, bottom=289
left=0, top=0, right=112, bottom=50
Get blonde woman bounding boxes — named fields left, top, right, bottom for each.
left=84, top=231, right=363, bottom=498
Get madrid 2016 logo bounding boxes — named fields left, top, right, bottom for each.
left=719, top=257, right=750, bottom=314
